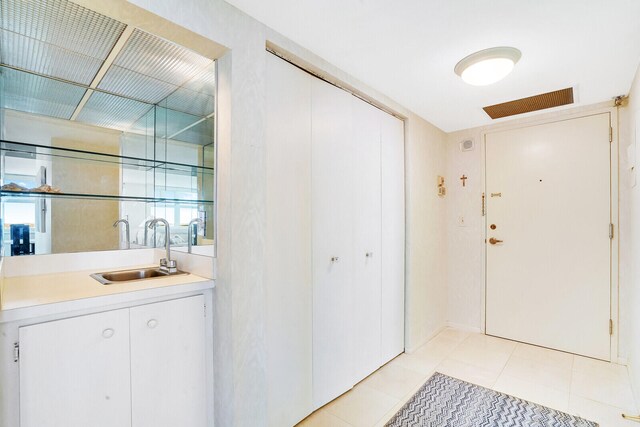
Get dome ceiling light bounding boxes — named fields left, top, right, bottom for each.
left=454, top=47, right=521, bottom=86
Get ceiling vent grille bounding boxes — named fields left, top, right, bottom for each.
left=483, top=87, right=574, bottom=119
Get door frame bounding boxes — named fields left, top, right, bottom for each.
left=481, top=105, right=620, bottom=363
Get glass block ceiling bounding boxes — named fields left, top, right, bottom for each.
left=0, top=0, right=215, bottom=144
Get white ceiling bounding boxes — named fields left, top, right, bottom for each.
left=224, top=0, right=640, bottom=132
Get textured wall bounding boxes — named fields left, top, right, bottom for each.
left=620, top=62, right=640, bottom=401
left=126, top=0, right=449, bottom=424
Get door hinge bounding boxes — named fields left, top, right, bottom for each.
left=609, top=319, right=614, bottom=335
left=13, top=342, right=19, bottom=363
left=609, top=126, right=613, bottom=143
left=609, top=223, right=614, bottom=239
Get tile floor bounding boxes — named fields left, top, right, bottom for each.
left=297, top=328, right=639, bottom=427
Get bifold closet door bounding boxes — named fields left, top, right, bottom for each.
left=352, top=98, right=383, bottom=382
left=380, top=110, right=405, bottom=363
left=265, top=53, right=313, bottom=426
left=312, top=78, right=356, bottom=409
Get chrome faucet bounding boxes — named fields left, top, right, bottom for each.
left=148, top=218, right=177, bottom=273
left=113, top=219, right=130, bottom=249
left=143, top=219, right=155, bottom=247
left=187, top=218, right=204, bottom=254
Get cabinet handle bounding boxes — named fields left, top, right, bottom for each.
left=366, top=252, right=373, bottom=258
left=147, top=319, right=158, bottom=329
left=330, top=256, right=339, bottom=263
left=102, top=328, right=115, bottom=339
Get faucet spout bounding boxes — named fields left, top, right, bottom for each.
left=148, top=218, right=177, bottom=273
left=113, top=219, right=130, bottom=250
left=187, top=218, right=204, bottom=254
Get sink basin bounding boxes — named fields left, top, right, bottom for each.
left=91, top=267, right=186, bottom=285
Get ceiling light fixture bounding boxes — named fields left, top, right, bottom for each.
left=454, top=47, right=521, bottom=86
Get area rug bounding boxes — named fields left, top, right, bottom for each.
left=385, top=372, right=597, bottom=427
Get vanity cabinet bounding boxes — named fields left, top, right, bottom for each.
left=18, top=295, right=206, bottom=427
left=266, top=53, right=405, bottom=425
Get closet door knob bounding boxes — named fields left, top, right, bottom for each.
left=147, top=319, right=158, bottom=329
left=330, top=256, right=339, bottom=263
left=102, top=328, right=115, bottom=339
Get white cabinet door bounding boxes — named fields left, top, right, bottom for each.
left=380, top=111, right=405, bottom=363
left=352, top=98, right=383, bottom=382
left=19, top=309, right=131, bottom=427
left=130, top=295, right=207, bottom=427
left=265, top=53, right=313, bottom=426
left=311, top=78, right=356, bottom=409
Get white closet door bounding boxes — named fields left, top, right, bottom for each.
left=265, top=53, right=313, bottom=427
left=380, top=110, right=405, bottom=363
left=312, top=78, right=355, bottom=409
left=352, top=97, right=383, bottom=382
left=19, top=309, right=131, bottom=427
left=130, top=295, right=207, bottom=427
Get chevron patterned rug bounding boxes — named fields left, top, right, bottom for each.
left=385, top=372, right=597, bottom=426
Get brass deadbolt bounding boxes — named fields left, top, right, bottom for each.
left=490, top=224, right=497, bottom=230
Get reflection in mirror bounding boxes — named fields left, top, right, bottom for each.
left=0, top=0, right=216, bottom=258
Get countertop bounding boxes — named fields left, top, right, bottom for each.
left=0, top=264, right=214, bottom=323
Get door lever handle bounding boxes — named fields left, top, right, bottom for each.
left=489, top=238, right=503, bottom=245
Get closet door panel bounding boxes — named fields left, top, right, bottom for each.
left=380, top=111, right=406, bottom=363
left=311, top=78, right=355, bottom=409
left=352, top=98, right=382, bottom=382
left=265, top=54, right=313, bottom=427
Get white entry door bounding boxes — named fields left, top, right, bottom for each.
left=485, top=113, right=611, bottom=361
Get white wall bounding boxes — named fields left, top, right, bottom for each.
left=620, top=62, right=640, bottom=398
left=125, top=0, right=449, bottom=424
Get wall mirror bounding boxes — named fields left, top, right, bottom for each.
left=0, top=0, right=216, bottom=258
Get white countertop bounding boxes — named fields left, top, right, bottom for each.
left=0, top=264, right=214, bottom=323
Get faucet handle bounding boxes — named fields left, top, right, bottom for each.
left=160, top=258, right=167, bottom=267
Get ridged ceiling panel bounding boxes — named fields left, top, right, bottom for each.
left=97, top=64, right=177, bottom=104
left=161, top=65, right=216, bottom=117
left=156, top=108, right=214, bottom=145
left=0, top=0, right=126, bottom=60
left=0, top=29, right=103, bottom=85
left=0, top=66, right=86, bottom=119
left=111, top=29, right=213, bottom=86
left=76, top=91, right=153, bottom=131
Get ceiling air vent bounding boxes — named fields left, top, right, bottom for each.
left=483, top=87, right=574, bottom=119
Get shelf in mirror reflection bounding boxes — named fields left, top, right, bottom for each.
left=0, top=140, right=214, bottom=177
left=0, top=191, right=213, bottom=205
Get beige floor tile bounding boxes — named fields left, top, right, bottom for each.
left=448, top=334, right=516, bottom=372
left=571, top=369, right=637, bottom=410
left=296, top=409, right=353, bottom=427
left=512, top=342, right=574, bottom=371
left=574, top=355, right=630, bottom=382
left=324, top=384, right=400, bottom=427
left=494, top=373, right=570, bottom=412
left=435, top=358, right=501, bottom=388
left=501, top=355, right=572, bottom=392
left=436, top=327, right=471, bottom=344
left=568, top=395, right=637, bottom=427
left=389, top=352, right=439, bottom=375
left=361, top=363, right=426, bottom=400
left=412, top=334, right=463, bottom=361
left=374, top=399, right=407, bottom=427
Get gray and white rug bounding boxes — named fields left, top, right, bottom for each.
left=385, top=372, right=597, bottom=427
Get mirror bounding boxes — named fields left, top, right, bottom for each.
left=0, top=2, right=216, bottom=258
